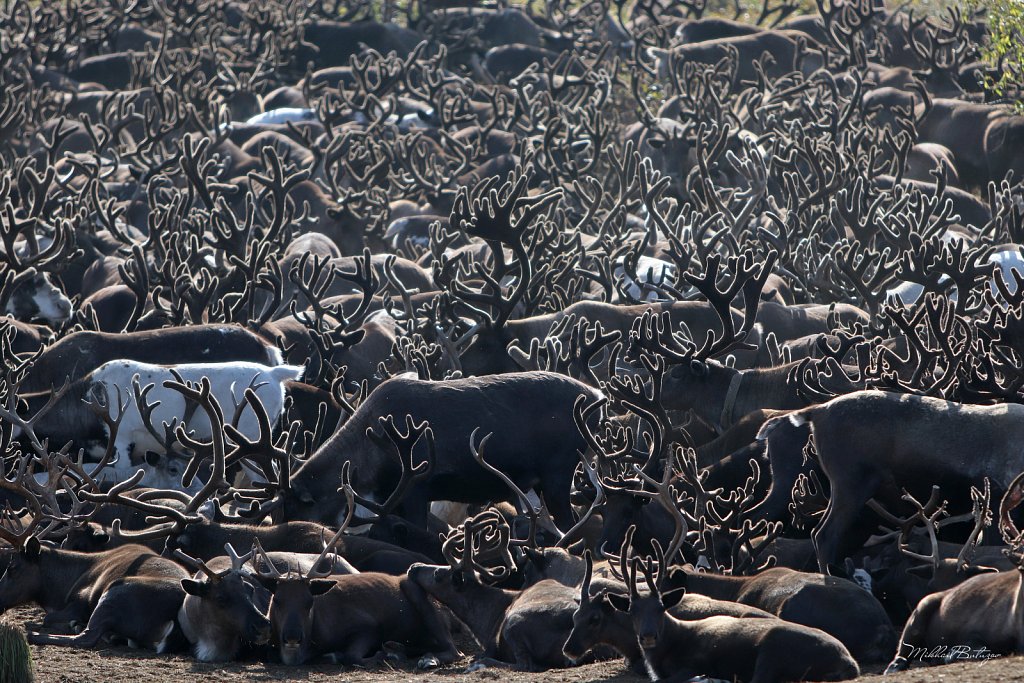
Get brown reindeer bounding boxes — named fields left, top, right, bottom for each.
left=609, top=532, right=860, bottom=682
left=886, top=469, right=1024, bottom=672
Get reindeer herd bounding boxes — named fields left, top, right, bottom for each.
left=0, top=0, right=1023, bottom=679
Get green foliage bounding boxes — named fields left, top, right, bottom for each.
left=974, top=0, right=1024, bottom=111
left=0, top=619, right=34, bottom=683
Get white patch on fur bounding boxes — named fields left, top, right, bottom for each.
left=430, top=501, right=468, bottom=527
left=245, top=108, right=315, bottom=125
left=265, top=344, right=284, bottom=367
left=643, top=653, right=657, bottom=680
left=194, top=638, right=223, bottom=663
left=787, top=412, right=808, bottom=428
left=851, top=568, right=873, bottom=593
left=155, top=621, right=175, bottom=653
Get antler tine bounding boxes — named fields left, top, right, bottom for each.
left=305, top=472, right=355, bottom=579
left=223, top=542, right=253, bottom=572
left=580, top=549, right=594, bottom=603
left=173, top=547, right=221, bottom=581
left=956, top=478, right=992, bottom=570
left=250, top=537, right=284, bottom=580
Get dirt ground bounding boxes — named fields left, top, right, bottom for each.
left=8, top=606, right=1023, bottom=683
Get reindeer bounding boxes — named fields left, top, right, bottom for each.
left=886, top=470, right=1024, bottom=671
left=173, top=544, right=272, bottom=662
left=408, top=512, right=582, bottom=671
left=562, top=550, right=774, bottom=672
left=284, top=371, right=604, bottom=529
left=757, top=391, right=1024, bottom=573
left=252, top=495, right=459, bottom=666
left=608, top=533, right=860, bottom=682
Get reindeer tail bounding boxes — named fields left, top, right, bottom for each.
left=756, top=405, right=818, bottom=441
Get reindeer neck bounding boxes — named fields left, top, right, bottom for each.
left=734, top=364, right=806, bottom=414
left=449, top=583, right=518, bottom=652
left=603, top=606, right=644, bottom=660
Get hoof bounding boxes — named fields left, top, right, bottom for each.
left=417, top=654, right=440, bottom=670
left=884, top=658, right=908, bottom=675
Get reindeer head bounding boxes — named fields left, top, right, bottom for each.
left=562, top=550, right=623, bottom=662
left=6, top=272, right=72, bottom=326
left=605, top=528, right=682, bottom=652
left=176, top=544, right=272, bottom=662
left=251, top=538, right=340, bottom=665
left=0, top=537, right=43, bottom=612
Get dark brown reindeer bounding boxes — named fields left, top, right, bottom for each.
left=283, top=371, right=603, bottom=529
left=861, top=481, right=1009, bottom=622
left=757, top=390, right=1024, bottom=573
left=408, top=511, right=582, bottom=671
left=608, top=534, right=859, bottom=682
left=562, top=546, right=774, bottom=673
left=172, top=543, right=272, bottom=662
left=252, top=491, right=459, bottom=666
left=0, top=456, right=189, bottom=652
left=886, top=470, right=1024, bottom=672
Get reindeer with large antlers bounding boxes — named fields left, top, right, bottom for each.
left=886, top=470, right=1024, bottom=672
left=0, top=453, right=191, bottom=651
left=604, top=526, right=859, bottom=682
left=408, top=509, right=583, bottom=671
left=253, top=485, right=460, bottom=666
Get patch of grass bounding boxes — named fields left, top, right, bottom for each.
left=0, top=619, right=34, bottom=683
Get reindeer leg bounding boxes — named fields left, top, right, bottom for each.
left=324, top=634, right=383, bottom=666
left=41, top=604, right=89, bottom=630
left=812, top=476, right=874, bottom=574
left=30, top=592, right=123, bottom=649
left=886, top=593, right=943, bottom=673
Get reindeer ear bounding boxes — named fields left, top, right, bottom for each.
left=606, top=593, right=630, bottom=612
left=23, top=536, right=41, bottom=559
left=566, top=539, right=586, bottom=555
left=198, top=499, right=218, bottom=522
left=308, top=579, right=336, bottom=596
left=144, top=451, right=161, bottom=467
left=660, top=587, right=687, bottom=608
left=181, top=579, right=208, bottom=596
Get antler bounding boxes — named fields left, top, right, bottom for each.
left=349, top=414, right=434, bottom=519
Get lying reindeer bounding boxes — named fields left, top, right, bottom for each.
left=611, top=534, right=860, bottom=682
left=408, top=511, right=581, bottom=671
left=254, top=514, right=460, bottom=667
left=173, top=544, right=272, bottom=663
left=886, top=470, right=1024, bottom=672
left=562, top=550, right=774, bottom=673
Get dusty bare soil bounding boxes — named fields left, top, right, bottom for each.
left=11, top=606, right=1023, bottom=683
